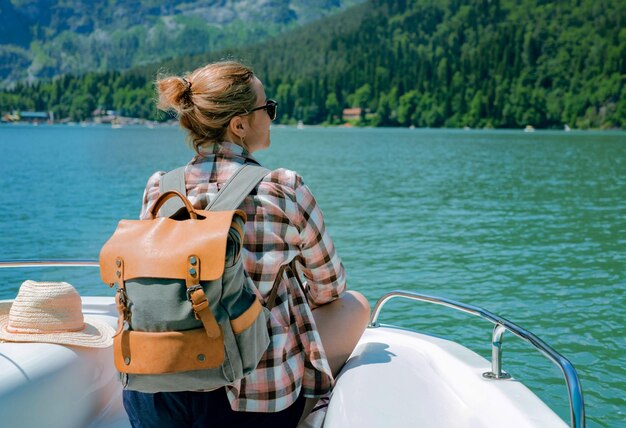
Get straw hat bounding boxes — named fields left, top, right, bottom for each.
left=0, top=281, right=114, bottom=347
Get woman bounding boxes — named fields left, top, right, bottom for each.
left=123, top=60, right=370, bottom=427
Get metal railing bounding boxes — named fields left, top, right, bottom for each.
left=0, top=260, right=99, bottom=268
left=369, top=290, right=585, bottom=428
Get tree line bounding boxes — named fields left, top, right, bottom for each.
left=1, top=0, right=624, bottom=129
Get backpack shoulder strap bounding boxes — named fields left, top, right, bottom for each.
left=158, top=166, right=187, bottom=217
left=265, top=259, right=307, bottom=310
left=158, top=164, right=270, bottom=215
left=206, top=164, right=271, bottom=212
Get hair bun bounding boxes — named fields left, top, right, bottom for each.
left=179, top=77, right=193, bottom=106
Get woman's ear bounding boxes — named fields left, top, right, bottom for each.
left=228, top=116, right=247, bottom=139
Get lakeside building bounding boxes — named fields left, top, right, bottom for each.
left=342, top=108, right=362, bottom=121
left=92, top=108, right=119, bottom=124
left=1, top=111, right=53, bottom=123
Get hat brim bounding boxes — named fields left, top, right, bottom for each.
left=0, top=302, right=114, bottom=348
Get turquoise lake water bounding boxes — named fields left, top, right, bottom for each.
left=0, top=124, right=624, bottom=426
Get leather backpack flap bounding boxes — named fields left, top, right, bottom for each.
left=99, top=209, right=247, bottom=284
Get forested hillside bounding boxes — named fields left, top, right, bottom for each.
left=0, top=0, right=363, bottom=85
left=1, top=0, right=624, bottom=129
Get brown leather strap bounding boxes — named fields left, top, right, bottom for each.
left=231, top=298, right=264, bottom=334
left=185, top=256, right=221, bottom=339
left=265, top=260, right=307, bottom=310
left=114, top=257, right=132, bottom=375
left=151, top=190, right=197, bottom=219
left=113, top=257, right=129, bottom=337
left=189, top=289, right=221, bottom=339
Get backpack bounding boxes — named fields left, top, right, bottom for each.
left=99, top=164, right=278, bottom=392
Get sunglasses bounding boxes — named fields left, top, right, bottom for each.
left=244, top=99, right=278, bottom=121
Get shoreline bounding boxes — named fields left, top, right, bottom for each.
left=1, top=121, right=624, bottom=133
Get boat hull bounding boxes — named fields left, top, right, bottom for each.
left=326, top=326, right=566, bottom=427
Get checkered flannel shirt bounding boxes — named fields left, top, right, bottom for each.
left=140, top=141, right=346, bottom=412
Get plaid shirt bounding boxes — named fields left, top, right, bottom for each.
left=140, top=141, right=346, bottom=412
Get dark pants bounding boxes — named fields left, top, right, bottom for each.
left=123, top=388, right=306, bottom=428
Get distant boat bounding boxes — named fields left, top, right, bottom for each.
left=524, top=125, right=535, bottom=132
left=564, top=124, right=571, bottom=132
left=297, top=121, right=304, bottom=129
left=111, top=123, right=123, bottom=129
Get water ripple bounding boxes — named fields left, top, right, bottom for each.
left=1, top=126, right=624, bottom=427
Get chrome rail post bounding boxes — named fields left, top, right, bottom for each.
left=368, top=290, right=585, bottom=428
left=483, top=323, right=511, bottom=379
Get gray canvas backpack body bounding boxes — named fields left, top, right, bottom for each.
left=100, top=163, right=298, bottom=393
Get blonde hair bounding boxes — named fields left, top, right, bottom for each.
left=156, top=61, right=257, bottom=151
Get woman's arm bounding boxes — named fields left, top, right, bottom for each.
left=294, top=179, right=347, bottom=307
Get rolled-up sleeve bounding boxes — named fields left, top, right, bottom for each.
left=294, top=178, right=346, bottom=307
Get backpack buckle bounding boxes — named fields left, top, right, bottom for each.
left=187, top=285, right=209, bottom=321
left=186, top=285, right=203, bottom=301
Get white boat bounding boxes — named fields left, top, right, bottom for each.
left=0, top=261, right=585, bottom=428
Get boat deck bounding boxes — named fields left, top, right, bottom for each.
left=0, top=296, right=569, bottom=427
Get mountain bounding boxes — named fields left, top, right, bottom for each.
left=149, top=0, right=626, bottom=129
left=2, top=0, right=624, bottom=129
left=0, top=0, right=364, bottom=85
